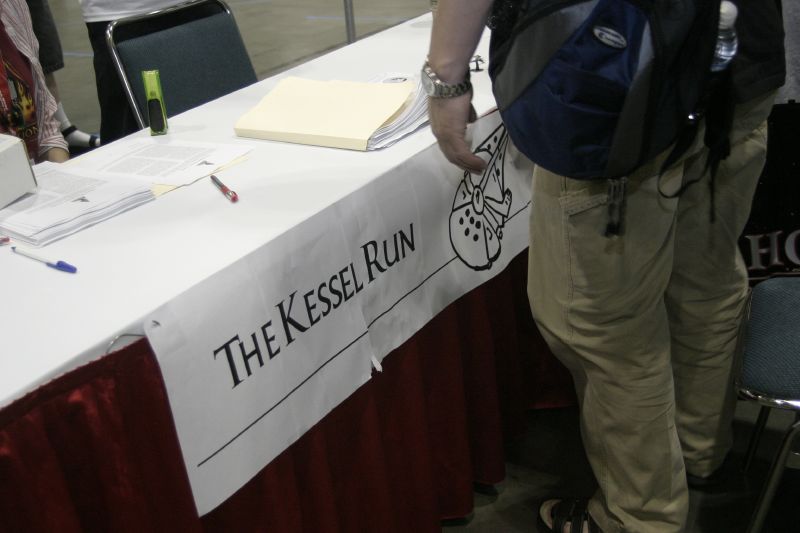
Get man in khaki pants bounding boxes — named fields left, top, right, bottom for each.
left=425, top=0, right=785, bottom=530
left=529, top=92, right=773, bottom=532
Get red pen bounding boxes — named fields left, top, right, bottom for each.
left=210, top=174, right=238, bottom=203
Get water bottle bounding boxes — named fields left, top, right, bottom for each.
left=711, top=0, right=738, bottom=72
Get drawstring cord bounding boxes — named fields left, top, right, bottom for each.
left=605, top=177, right=628, bottom=236
left=655, top=68, right=733, bottom=226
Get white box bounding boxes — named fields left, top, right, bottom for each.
left=0, top=133, right=37, bottom=209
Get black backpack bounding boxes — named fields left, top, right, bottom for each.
left=487, top=0, right=727, bottom=182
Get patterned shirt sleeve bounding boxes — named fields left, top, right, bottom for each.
left=1, top=0, right=68, bottom=159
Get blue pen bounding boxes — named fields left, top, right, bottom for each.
left=11, top=246, right=77, bottom=273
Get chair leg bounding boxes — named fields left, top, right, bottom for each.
left=744, top=406, right=771, bottom=473
left=746, top=418, right=800, bottom=533
left=788, top=413, right=800, bottom=470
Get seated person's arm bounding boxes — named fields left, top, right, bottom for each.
left=2, top=0, right=69, bottom=163
left=33, top=56, right=68, bottom=163
left=42, top=146, right=69, bottom=162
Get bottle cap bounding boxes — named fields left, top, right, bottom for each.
left=719, top=0, right=738, bottom=30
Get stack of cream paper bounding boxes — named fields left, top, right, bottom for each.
left=0, top=163, right=154, bottom=246
left=234, top=73, right=428, bottom=151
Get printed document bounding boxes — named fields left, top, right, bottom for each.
left=0, top=163, right=154, bottom=246
left=68, top=139, right=252, bottom=186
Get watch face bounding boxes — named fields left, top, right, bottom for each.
left=421, top=67, right=436, bottom=96
left=421, top=63, right=469, bottom=98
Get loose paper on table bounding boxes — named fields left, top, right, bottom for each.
left=67, top=139, right=253, bottom=186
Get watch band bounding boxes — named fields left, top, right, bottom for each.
left=421, top=60, right=472, bottom=98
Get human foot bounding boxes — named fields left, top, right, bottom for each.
left=539, top=499, right=601, bottom=533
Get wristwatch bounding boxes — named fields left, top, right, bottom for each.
left=421, top=60, right=472, bottom=98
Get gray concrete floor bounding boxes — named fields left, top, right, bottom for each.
left=46, top=3, right=799, bottom=531
left=445, top=403, right=800, bottom=533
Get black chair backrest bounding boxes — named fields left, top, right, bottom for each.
left=107, top=0, right=257, bottom=128
left=741, top=276, right=800, bottom=401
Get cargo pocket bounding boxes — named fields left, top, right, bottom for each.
left=560, top=185, right=609, bottom=218
left=558, top=182, right=626, bottom=294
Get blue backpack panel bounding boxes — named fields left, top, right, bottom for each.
left=488, top=0, right=722, bottom=180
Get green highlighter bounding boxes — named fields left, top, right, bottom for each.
left=142, top=69, right=168, bottom=135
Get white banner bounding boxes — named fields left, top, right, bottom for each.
left=145, top=111, right=533, bottom=515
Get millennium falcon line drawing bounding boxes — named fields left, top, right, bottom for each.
left=448, top=123, right=512, bottom=271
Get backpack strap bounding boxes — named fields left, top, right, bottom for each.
left=702, top=68, right=735, bottom=221
left=657, top=68, right=735, bottom=224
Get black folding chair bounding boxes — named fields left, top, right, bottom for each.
left=106, top=0, right=257, bottom=129
left=738, top=276, right=800, bottom=533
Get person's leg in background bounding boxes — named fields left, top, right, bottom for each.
left=668, top=92, right=775, bottom=481
left=528, top=149, right=696, bottom=532
left=25, top=0, right=100, bottom=151
left=85, top=21, right=139, bottom=144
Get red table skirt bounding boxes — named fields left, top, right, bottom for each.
left=0, top=253, right=575, bottom=533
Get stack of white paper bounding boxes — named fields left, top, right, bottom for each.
left=367, top=73, right=429, bottom=150
left=0, top=163, right=154, bottom=246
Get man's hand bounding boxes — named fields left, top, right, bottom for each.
left=428, top=93, right=487, bottom=174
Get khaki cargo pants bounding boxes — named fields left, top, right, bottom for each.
left=527, top=92, right=774, bottom=533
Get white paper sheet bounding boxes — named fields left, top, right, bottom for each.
left=366, top=72, right=429, bottom=150
left=68, top=139, right=253, bottom=186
